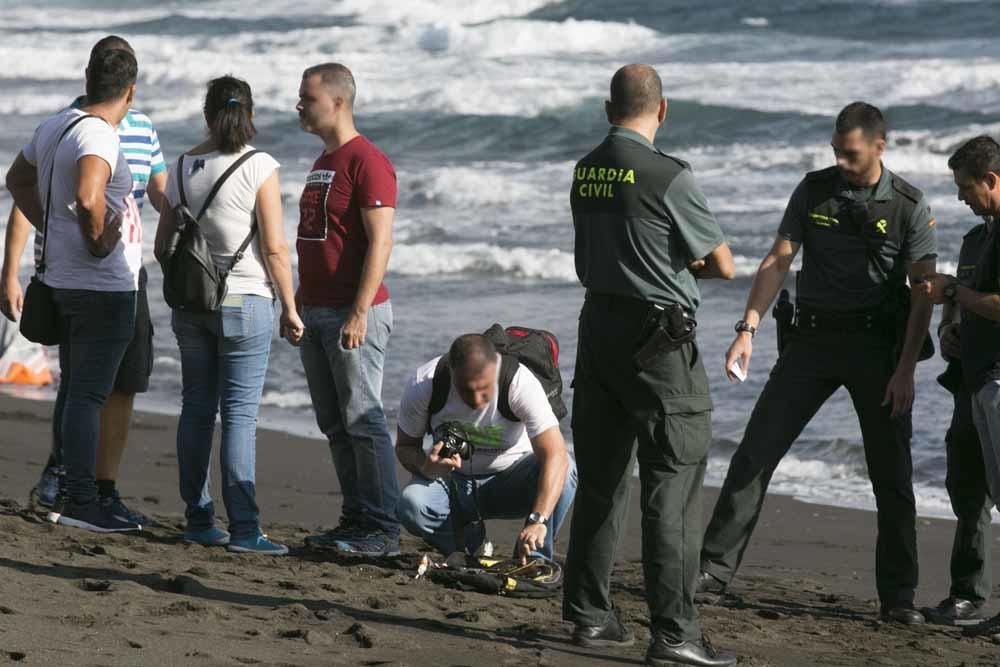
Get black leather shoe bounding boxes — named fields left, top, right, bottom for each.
left=695, top=571, right=726, bottom=595
left=646, top=635, right=737, bottom=667
left=923, top=597, right=985, bottom=627
left=880, top=605, right=925, bottom=625
left=572, top=609, right=634, bottom=648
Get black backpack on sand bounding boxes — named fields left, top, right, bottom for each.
left=427, top=323, right=567, bottom=426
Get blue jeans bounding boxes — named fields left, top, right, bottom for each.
left=299, top=301, right=400, bottom=537
left=397, top=454, right=578, bottom=559
left=172, top=295, right=274, bottom=540
left=53, top=289, right=136, bottom=504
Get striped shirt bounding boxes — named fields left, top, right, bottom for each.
left=69, top=98, right=166, bottom=210
left=34, top=101, right=166, bottom=265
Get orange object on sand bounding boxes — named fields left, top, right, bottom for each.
left=0, top=318, right=52, bottom=385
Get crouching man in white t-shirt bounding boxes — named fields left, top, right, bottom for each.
left=395, top=334, right=578, bottom=560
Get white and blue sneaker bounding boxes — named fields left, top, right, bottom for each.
left=227, top=533, right=289, bottom=556
left=183, top=526, right=231, bottom=546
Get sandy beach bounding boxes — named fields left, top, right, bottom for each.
left=0, top=393, right=998, bottom=666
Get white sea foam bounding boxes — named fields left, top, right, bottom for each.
left=705, top=452, right=998, bottom=521
left=260, top=390, right=314, bottom=409
left=389, top=242, right=577, bottom=281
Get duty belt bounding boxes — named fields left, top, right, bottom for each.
left=795, top=304, right=890, bottom=333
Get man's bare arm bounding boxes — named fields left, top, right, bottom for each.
left=691, top=241, right=736, bottom=280
left=5, top=153, right=43, bottom=229
left=341, top=206, right=394, bottom=349
left=0, top=207, right=32, bottom=321
left=145, top=170, right=168, bottom=214
left=76, top=155, right=118, bottom=257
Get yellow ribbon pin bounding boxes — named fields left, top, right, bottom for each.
left=875, top=219, right=887, bottom=234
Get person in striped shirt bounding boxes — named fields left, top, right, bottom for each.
left=0, top=35, right=166, bottom=526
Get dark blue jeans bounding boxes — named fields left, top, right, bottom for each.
left=52, top=288, right=136, bottom=504
left=398, top=454, right=578, bottom=559
left=299, top=302, right=400, bottom=537
left=172, top=295, right=274, bottom=540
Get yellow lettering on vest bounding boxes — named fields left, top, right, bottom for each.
left=587, top=167, right=597, bottom=180
left=622, top=169, right=635, bottom=184
left=575, top=167, right=586, bottom=181
left=598, top=168, right=606, bottom=181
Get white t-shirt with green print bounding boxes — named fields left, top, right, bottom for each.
left=397, top=354, right=560, bottom=476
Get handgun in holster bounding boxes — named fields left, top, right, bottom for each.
left=773, top=288, right=795, bottom=356
left=633, top=303, right=697, bottom=371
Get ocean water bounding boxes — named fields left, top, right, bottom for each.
left=0, top=0, right=998, bottom=520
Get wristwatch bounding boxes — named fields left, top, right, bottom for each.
left=943, top=280, right=958, bottom=303
left=526, top=512, right=548, bottom=526
left=735, top=320, right=757, bottom=337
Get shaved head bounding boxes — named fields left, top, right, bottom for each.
left=448, top=334, right=497, bottom=377
left=607, top=64, right=662, bottom=124
left=302, top=62, right=356, bottom=107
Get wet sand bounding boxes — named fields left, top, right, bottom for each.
left=0, top=394, right=998, bottom=666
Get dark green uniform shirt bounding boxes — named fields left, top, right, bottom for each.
left=570, top=126, right=725, bottom=313
left=958, top=221, right=1000, bottom=391
left=779, top=165, right=936, bottom=311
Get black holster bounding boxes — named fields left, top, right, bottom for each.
left=633, top=303, right=697, bottom=371
left=772, top=288, right=795, bottom=356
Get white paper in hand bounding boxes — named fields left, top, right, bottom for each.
left=729, top=359, right=747, bottom=382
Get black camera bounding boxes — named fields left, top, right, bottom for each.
left=434, top=421, right=475, bottom=460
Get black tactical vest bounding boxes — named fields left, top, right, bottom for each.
left=958, top=222, right=1000, bottom=391
left=796, top=166, right=923, bottom=311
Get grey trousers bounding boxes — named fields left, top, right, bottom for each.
left=969, top=381, right=1000, bottom=511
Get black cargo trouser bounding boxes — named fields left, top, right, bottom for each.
left=563, top=293, right=713, bottom=644
left=700, top=328, right=919, bottom=609
left=945, top=389, right=993, bottom=605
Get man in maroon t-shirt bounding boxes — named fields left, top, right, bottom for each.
left=296, top=63, right=401, bottom=557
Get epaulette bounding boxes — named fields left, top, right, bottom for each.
left=804, top=166, right=839, bottom=182
left=656, top=151, right=690, bottom=170
left=891, top=174, right=923, bottom=204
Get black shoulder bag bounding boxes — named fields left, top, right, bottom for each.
left=160, top=150, right=260, bottom=312
left=20, top=113, right=98, bottom=345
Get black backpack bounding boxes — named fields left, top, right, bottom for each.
left=160, top=151, right=260, bottom=313
left=426, top=556, right=563, bottom=598
left=428, top=324, right=567, bottom=426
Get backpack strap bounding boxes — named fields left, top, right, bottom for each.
left=176, top=154, right=188, bottom=210
left=192, top=149, right=260, bottom=221
left=37, top=113, right=99, bottom=274
left=496, top=354, right=520, bottom=423
left=426, top=356, right=452, bottom=434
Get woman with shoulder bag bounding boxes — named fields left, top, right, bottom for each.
left=154, top=75, right=303, bottom=555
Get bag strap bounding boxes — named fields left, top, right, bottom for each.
left=177, top=149, right=261, bottom=222
left=426, top=356, right=451, bottom=434
left=495, top=354, right=520, bottom=423
left=37, top=113, right=99, bottom=274
left=223, top=213, right=257, bottom=277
